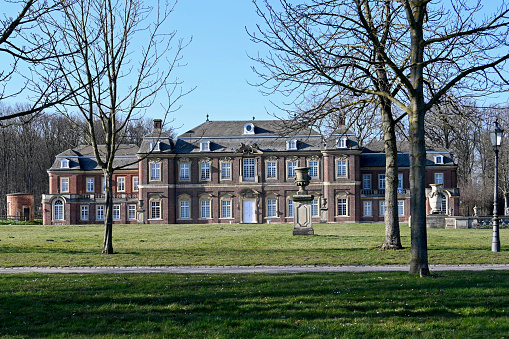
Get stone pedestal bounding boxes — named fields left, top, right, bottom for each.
left=426, top=214, right=447, bottom=228
left=293, top=194, right=314, bottom=235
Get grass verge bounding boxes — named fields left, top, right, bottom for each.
left=1, top=222, right=508, bottom=266
left=1, top=271, right=508, bottom=338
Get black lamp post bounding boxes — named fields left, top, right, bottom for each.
left=490, top=119, right=504, bottom=252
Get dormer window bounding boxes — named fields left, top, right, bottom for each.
left=244, top=123, right=255, bottom=135
left=338, top=136, right=348, bottom=149
left=287, top=139, right=298, bottom=150
left=200, top=140, right=210, bottom=152
left=61, top=159, right=69, bottom=168
left=435, top=155, right=444, bottom=164
left=150, top=141, right=161, bottom=152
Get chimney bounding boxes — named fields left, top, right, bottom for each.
left=153, top=119, right=162, bottom=131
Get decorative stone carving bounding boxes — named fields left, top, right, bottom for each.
left=236, top=143, right=260, bottom=154
left=292, top=167, right=314, bottom=235
left=429, top=184, right=443, bottom=214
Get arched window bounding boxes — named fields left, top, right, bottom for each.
left=53, top=200, right=64, bottom=221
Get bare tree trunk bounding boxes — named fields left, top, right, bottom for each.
left=381, top=103, right=402, bottom=250
left=102, top=170, right=114, bottom=254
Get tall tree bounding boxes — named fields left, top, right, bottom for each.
left=40, top=0, right=190, bottom=253
left=252, top=0, right=509, bottom=275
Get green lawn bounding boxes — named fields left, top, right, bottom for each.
left=1, top=271, right=508, bottom=338
left=0, top=222, right=508, bottom=267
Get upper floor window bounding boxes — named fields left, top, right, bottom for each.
left=221, top=162, right=231, bottom=180
left=435, top=173, right=444, bottom=185
left=200, top=140, right=210, bottom=152
left=266, top=161, right=277, bottom=179
left=243, top=158, right=255, bottom=181
left=86, top=178, right=95, bottom=193
left=379, top=174, right=386, bottom=189
left=435, top=155, right=444, bottom=164
left=336, top=160, right=347, bottom=178
left=287, top=160, right=297, bottom=178
left=117, top=177, right=125, bottom=192
left=287, top=139, right=298, bottom=150
left=150, top=141, right=160, bottom=152
left=61, top=159, right=70, bottom=168
left=362, top=174, right=372, bottom=189
left=133, top=177, right=139, bottom=192
left=150, top=162, right=161, bottom=181
left=308, top=161, right=319, bottom=178
left=60, top=178, right=69, bottom=193
left=398, top=173, right=404, bottom=190
left=338, top=136, right=348, bottom=149
left=200, top=162, right=211, bottom=180
left=180, top=163, right=190, bottom=180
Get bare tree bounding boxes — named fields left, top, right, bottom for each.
left=251, top=0, right=509, bottom=275
left=40, top=0, right=191, bottom=253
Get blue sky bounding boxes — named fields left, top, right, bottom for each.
left=166, top=0, right=281, bottom=134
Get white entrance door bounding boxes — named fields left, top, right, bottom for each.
left=243, top=200, right=256, bottom=223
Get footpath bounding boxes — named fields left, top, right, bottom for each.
left=1, top=264, right=509, bottom=274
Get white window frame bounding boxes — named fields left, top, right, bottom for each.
left=117, top=177, right=125, bottom=192
left=266, top=161, right=277, bottom=179
left=362, top=174, right=372, bottom=189
left=180, top=163, right=190, bottom=181
left=379, top=174, right=386, bottom=189
left=308, top=161, right=319, bottom=178
left=243, top=158, right=255, bottom=181
left=221, top=199, right=232, bottom=219
left=267, top=198, right=277, bottom=218
left=380, top=201, right=386, bottom=216
left=221, top=162, right=231, bottom=180
left=312, top=199, right=319, bottom=217
left=435, top=155, right=444, bottom=164
left=336, top=160, right=347, bottom=178
left=287, top=161, right=297, bottom=178
left=200, top=162, right=211, bottom=180
left=150, top=162, right=161, bottom=181
left=96, top=205, right=105, bottom=220
left=86, top=178, right=94, bottom=193
left=128, top=204, right=137, bottom=220
left=60, top=178, right=69, bottom=193
left=150, top=200, right=161, bottom=219
left=133, top=177, right=139, bottom=192
left=80, top=205, right=89, bottom=221
left=113, top=205, right=120, bottom=220
left=200, top=140, right=210, bottom=152
left=338, top=136, right=348, bottom=149
left=398, top=201, right=404, bottom=216
left=53, top=200, right=64, bottom=221
left=287, top=139, right=298, bottom=150
left=288, top=198, right=294, bottom=218
left=61, top=159, right=69, bottom=168
left=337, top=197, right=348, bottom=216
left=180, top=200, right=190, bottom=219
left=435, top=173, right=444, bottom=185
left=200, top=199, right=211, bottom=219
left=398, top=173, right=404, bottom=190
left=364, top=201, right=372, bottom=217
left=150, top=141, right=161, bottom=152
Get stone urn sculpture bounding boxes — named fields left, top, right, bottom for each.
left=293, top=167, right=314, bottom=235
left=429, top=184, right=443, bottom=214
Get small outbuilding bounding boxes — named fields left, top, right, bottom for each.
left=6, top=193, right=35, bottom=221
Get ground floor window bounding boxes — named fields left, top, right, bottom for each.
left=80, top=205, right=89, bottom=220
left=221, top=199, right=232, bottom=218
left=288, top=199, right=294, bottom=218
left=337, top=198, right=347, bottom=216
left=201, top=200, right=211, bottom=219
left=180, top=200, right=190, bottom=219
left=128, top=204, right=136, bottom=219
left=267, top=198, right=277, bottom=217
left=380, top=201, right=385, bottom=216
left=364, top=201, right=372, bottom=217
left=97, top=205, right=104, bottom=220
left=398, top=201, right=404, bottom=216
left=53, top=200, right=64, bottom=221
left=113, top=205, right=120, bottom=220
left=312, top=199, right=319, bottom=217
left=150, top=201, right=161, bottom=219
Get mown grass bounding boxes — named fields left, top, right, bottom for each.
left=1, top=271, right=509, bottom=338
left=0, top=222, right=508, bottom=267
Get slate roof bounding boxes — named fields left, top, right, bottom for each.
left=360, top=140, right=455, bottom=167
left=171, top=120, right=359, bottom=154
left=49, top=144, right=139, bottom=171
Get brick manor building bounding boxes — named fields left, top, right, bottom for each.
left=42, top=119, right=460, bottom=225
